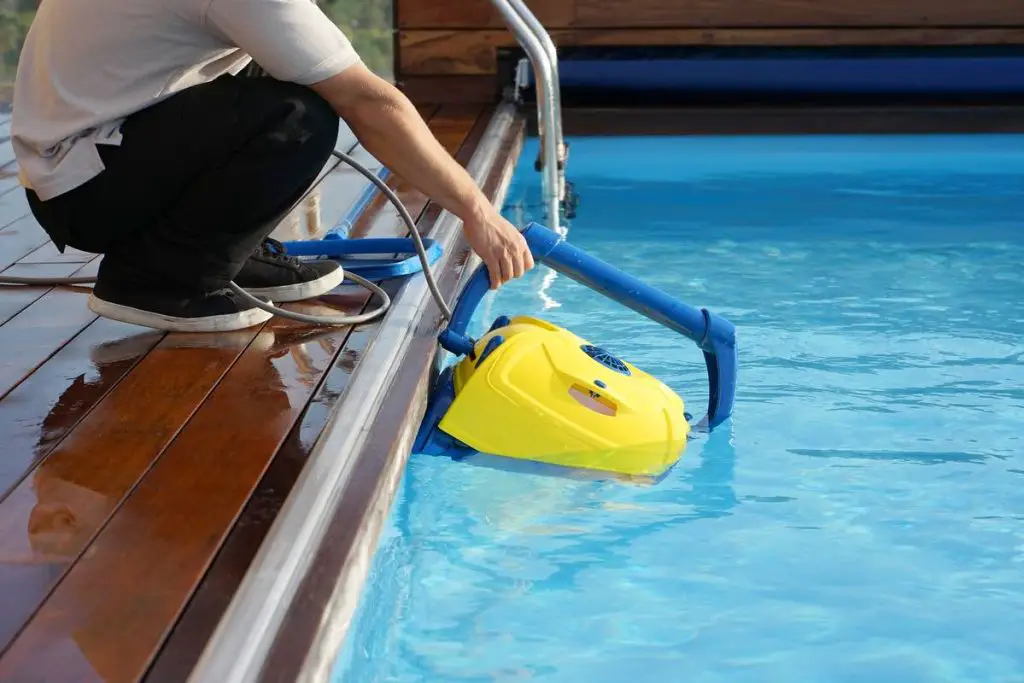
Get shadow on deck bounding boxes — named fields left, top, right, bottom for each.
left=0, top=102, right=525, bottom=683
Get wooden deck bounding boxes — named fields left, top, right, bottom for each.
left=0, top=103, right=506, bottom=682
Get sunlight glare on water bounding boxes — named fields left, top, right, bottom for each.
left=335, top=134, right=1024, bottom=683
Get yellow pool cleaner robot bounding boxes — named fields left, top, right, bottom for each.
left=441, top=316, right=690, bottom=476
left=414, top=222, right=738, bottom=479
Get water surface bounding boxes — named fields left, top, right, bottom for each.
left=336, top=134, right=1024, bottom=683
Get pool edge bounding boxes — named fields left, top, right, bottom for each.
left=183, top=101, right=527, bottom=683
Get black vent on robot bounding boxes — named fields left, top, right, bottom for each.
left=580, top=344, right=631, bottom=376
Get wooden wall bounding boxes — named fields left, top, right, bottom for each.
left=394, top=0, right=1024, bottom=103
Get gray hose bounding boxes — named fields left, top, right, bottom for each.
left=0, top=274, right=99, bottom=285
left=228, top=270, right=391, bottom=326
left=0, top=149, right=453, bottom=326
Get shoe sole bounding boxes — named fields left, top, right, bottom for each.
left=88, top=294, right=274, bottom=333
left=240, top=263, right=346, bottom=303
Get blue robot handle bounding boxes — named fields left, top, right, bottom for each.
left=438, top=222, right=737, bottom=430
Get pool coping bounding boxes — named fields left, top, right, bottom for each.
left=186, top=101, right=526, bottom=683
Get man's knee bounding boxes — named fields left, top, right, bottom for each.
left=276, top=84, right=339, bottom=157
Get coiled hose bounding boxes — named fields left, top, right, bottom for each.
left=0, top=148, right=454, bottom=326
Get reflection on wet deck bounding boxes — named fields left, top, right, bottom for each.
left=0, top=104, right=489, bottom=682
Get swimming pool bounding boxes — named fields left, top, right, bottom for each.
left=334, top=133, right=1024, bottom=682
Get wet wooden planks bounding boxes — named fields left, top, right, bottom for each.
left=0, top=225, right=354, bottom=680
left=0, top=122, right=359, bottom=498
left=0, top=104, right=482, bottom=683
left=0, top=120, right=358, bottom=497
left=0, top=118, right=361, bottom=436
left=143, top=102, right=485, bottom=683
left=0, top=328, right=260, bottom=657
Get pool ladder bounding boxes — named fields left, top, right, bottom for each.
left=490, top=0, right=569, bottom=230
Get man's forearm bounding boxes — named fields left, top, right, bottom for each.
left=312, top=71, right=494, bottom=225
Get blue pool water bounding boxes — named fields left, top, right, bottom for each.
left=335, top=134, right=1024, bottom=682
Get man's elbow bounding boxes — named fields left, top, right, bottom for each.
left=309, top=64, right=405, bottom=130
left=343, top=92, right=405, bottom=135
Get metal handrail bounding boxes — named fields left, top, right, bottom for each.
left=510, top=0, right=568, bottom=209
left=490, top=0, right=564, bottom=229
left=507, top=0, right=564, bottom=171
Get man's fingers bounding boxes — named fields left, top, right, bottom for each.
left=484, top=235, right=534, bottom=290
left=518, top=233, right=534, bottom=274
left=487, top=255, right=501, bottom=289
left=500, top=253, right=514, bottom=286
left=512, top=251, right=525, bottom=279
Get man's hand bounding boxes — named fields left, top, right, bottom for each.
left=462, top=207, right=535, bottom=290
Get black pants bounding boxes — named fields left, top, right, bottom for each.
left=26, top=72, right=339, bottom=295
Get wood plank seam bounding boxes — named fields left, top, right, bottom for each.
left=0, top=256, right=98, bottom=324
left=0, top=216, right=51, bottom=270
left=0, top=266, right=89, bottom=328
left=0, top=259, right=103, bottom=401
left=0, top=208, right=27, bottom=230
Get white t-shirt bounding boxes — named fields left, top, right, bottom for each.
left=11, top=0, right=361, bottom=201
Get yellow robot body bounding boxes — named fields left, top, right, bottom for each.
left=437, top=316, right=690, bottom=477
